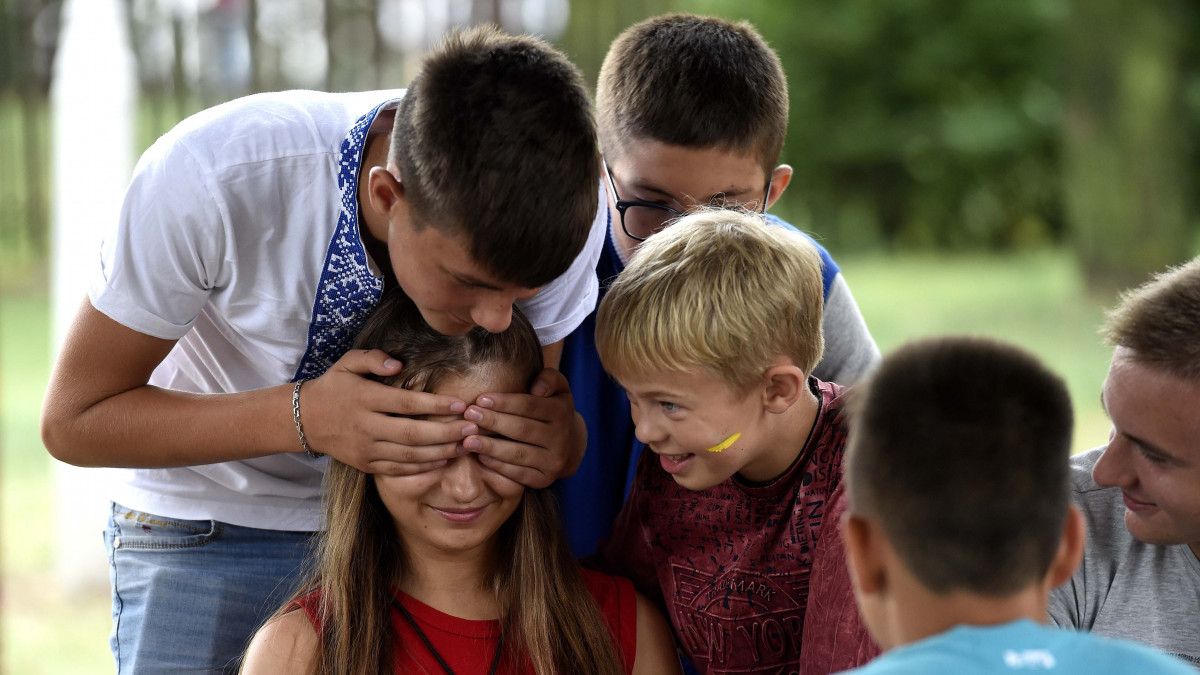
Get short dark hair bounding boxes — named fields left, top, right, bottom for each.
left=845, top=337, right=1074, bottom=595
left=597, top=14, right=788, bottom=172
left=392, top=25, right=599, bottom=289
left=1103, top=256, right=1200, bottom=382
left=353, top=288, right=543, bottom=392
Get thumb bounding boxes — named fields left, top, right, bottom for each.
left=530, top=367, right=567, bottom=397
left=335, top=349, right=403, bottom=378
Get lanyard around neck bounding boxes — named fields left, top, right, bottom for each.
left=392, top=596, right=504, bottom=675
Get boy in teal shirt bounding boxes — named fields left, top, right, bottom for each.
left=838, top=337, right=1194, bottom=674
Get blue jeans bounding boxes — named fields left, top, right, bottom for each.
left=104, top=503, right=317, bottom=674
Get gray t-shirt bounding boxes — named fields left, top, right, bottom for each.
left=1048, top=447, right=1200, bottom=668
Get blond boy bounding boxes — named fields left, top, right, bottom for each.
left=592, top=210, right=876, bottom=674
left=556, top=13, right=879, bottom=558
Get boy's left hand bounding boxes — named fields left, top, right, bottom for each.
left=462, top=368, right=586, bottom=489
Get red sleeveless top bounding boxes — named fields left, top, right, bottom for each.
left=295, top=568, right=638, bottom=674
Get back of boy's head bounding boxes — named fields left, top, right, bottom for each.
left=354, top=288, right=544, bottom=393
left=392, top=25, right=599, bottom=289
left=596, top=14, right=788, bottom=172
left=846, top=337, right=1074, bottom=596
left=595, top=209, right=823, bottom=391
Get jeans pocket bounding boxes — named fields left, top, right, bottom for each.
left=109, top=505, right=221, bottom=551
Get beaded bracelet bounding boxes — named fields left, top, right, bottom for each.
left=292, top=380, right=324, bottom=459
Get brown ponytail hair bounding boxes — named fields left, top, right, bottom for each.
left=268, top=289, right=625, bottom=675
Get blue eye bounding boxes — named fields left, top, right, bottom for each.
left=660, top=401, right=681, bottom=413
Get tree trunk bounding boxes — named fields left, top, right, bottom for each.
left=1064, top=0, right=1191, bottom=294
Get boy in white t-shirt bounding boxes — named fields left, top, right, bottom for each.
left=41, top=27, right=603, bottom=674
left=837, top=337, right=1193, bottom=675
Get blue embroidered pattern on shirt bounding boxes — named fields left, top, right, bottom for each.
left=292, top=101, right=390, bottom=382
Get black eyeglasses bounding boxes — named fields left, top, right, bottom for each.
left=604, top=160, right=774, bottom=242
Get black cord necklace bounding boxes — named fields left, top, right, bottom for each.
left=392, top=596, right=504, bottom=675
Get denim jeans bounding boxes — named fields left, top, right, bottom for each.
left=104, top=503, right=317, bottom=674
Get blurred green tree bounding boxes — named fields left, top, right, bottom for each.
left=1064, top=0, right=1195, bottom=293
left=691, top=0, right=1070, bottom=254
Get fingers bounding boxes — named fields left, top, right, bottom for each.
left=325, top=349, right=467, bottom=415
left=475, top=441, right=555, bottom=489
left=376, top=415, right=475, bottom=447
left=346, top=439, right=463, bottom=475
left=333, top=348, right=404, bottom=378
left=366, top=457, right=451, bottom=477
left=364, top=378, right=467, bottom=417
left=463, top=400, right=546, bottom=446
left=461, top=374, right=580, bottom=488
left=471, top=390, right=561, bottom=425
left=474, top=368, right=572, bottom=421
left=528, top=367, right=568, bottom=398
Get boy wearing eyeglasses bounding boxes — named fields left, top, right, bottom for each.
left=590, top=211, right=877, bottom=675
left=555, top=13, right=880, bottom=559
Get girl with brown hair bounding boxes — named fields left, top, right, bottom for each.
left=242, top=290, right=679, bottom=674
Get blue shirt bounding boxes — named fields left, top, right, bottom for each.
left=555, top=215, right=840, bottom=557
left=840, top=620, right=1196, bottom=675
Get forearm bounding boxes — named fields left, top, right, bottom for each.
left=44, top=300, right=472, bottom=474
left=42, top=381, right=299, bottom=468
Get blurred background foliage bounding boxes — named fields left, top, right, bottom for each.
left=5, top=0, right=1200, bottom=289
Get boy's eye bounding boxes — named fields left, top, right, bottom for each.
left=659, top=401, right=681, bottom=413
left=1138, top=446, right=1169, bottom=465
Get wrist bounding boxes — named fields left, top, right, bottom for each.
left=292, top=380, right=325, bottom=459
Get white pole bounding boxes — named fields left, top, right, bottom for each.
left=50, top=0, right=138, bottom=591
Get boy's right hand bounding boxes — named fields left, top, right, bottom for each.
left=301, top=349, right=475, bottom=475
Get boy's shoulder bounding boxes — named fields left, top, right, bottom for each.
left=764, top=214, right=841, bottom=295
left=813, top=377, right=853, bottom=454
left=842, top=621, right=1197, bottom=675
left=153, top=89, right=403, bottom=173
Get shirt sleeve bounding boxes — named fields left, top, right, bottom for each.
left=1048, top=449, right=1110, bottom=630
left=762, top=216, right=880, bottom=386
left=812, top=275, right=881, bottom=386
left=516, top=181, right=607, bottom=346
left=89, top=133, right=226, bottom=339
left=1047, top=567, right=1083, bottom=629
left=799, top=482, right=880, bottom=675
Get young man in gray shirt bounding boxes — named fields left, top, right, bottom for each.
left=1048, top=256, right=1200, bottom=668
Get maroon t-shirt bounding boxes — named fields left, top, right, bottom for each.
left=594, top=379, right=877, bottom=675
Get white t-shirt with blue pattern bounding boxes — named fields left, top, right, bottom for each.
left=90, top=90, right=606, bottom=531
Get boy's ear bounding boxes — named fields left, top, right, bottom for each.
left=1047, top=506, right=1086, bottom=589
left=366, top=165, right=405, bottom=216
left=766, top=164, right=793, bottom=210
left=843, top=513, right=887, bottom=595
left=761, top=363, right=806, bottom=414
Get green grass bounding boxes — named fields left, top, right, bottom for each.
left=1, top=262, right=112, bottom=674
left=841, top=249, right=1116, bottom=454
left=0, top=248, right=1116, bottom=672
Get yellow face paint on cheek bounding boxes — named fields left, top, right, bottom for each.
left=705, top=432, right=741, bottom=453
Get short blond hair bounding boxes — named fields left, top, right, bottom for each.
left=1103, top=256, right=1200, bottom=382
left=596, top=210, right=824, bottom=390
